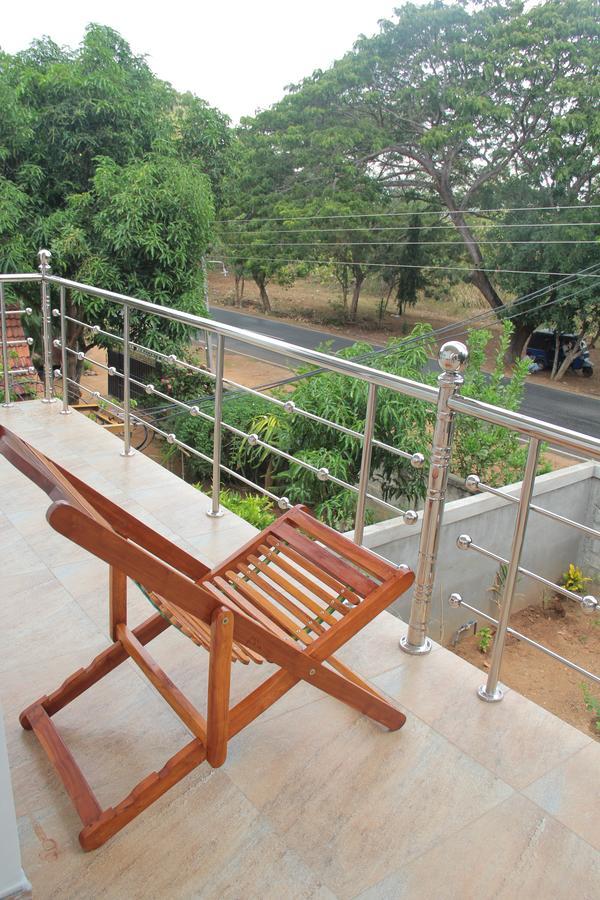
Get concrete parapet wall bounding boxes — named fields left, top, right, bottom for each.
left=352, top=462, right=600, bottom=645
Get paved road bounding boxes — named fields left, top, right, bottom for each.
left=212, top=307, right=600, bottom=438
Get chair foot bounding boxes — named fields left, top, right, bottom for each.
left=78, top=739, right=206, bottom=850
left=20, top=698, right=49, bottom=731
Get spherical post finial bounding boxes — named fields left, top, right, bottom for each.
left=38, top=248, right=52, bottom=272
left=438, top=341, right=468, bottom=374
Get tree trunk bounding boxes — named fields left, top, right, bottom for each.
left=551, top=332, right=561, bottom=378
left=506, top=322, right=532, bottom=364
left=437, top=177, right=504, bottom=311
left=349, top=268, right=365, bottom=322
left=552, top=327, right=587, bottom=381
left=234, top=272, right=245, bottom=306
left=253, top=275, right=271, bottom=313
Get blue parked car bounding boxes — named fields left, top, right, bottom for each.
left=526, top=329, right=594, bottom=377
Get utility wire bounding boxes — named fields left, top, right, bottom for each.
left=225, top=239, right=598, bottom=247
left=219, top=204, right=600, bottom=225
left=219, top=221, right=600, bottom=235
left=142, top=265, right=598, bottom=429
left=143, top=280, right=596, bottom=434
left=218, top=255, right=600, bottom=280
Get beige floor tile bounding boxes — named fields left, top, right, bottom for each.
left=332, top=610, right=438, bottom=679
left=226, top=700, right=512, bottom=897
left=359, top=793, right=600, bottom=900
left=1, top=564, right=56, bottom=598
left=523, top=741, right=600, bottom=851
left=198, top=816, right=337, bottom=900
left=0, top=531, right=49, bottom=579
left=18, top=769, right=265, bottom=900
left=4, top=401, right=598, bottom=899
left=0, top=587, right=102, bottom=679
left=374, top=652, right=591, bottom=789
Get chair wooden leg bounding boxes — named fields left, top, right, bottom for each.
left=27, top=705, right=102, bottom=826
left=79, top=739, right=206, bottom=851
left=206, top=607, right=234, bottom=767
left=109, top=565, right=127, bottom=640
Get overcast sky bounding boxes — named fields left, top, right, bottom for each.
left=2, top=0, right=402, bottom=122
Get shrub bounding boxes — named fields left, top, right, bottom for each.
left=215, top=488, right=276, bottom=530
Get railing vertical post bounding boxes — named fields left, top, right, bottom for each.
left=207, top=333, right=225, bottom=517
left=0, top=284, right=12, bottom=407
left=354, top=383, right=377, bottom=545
left=120, top=304, right=134, bottom=457
left=478, top=437, right=540, bottom=702
left=400, top=341, right=468, bottom=655
left=59, top=286, right=71, bottom=415
left=38, top=249, right=54, bottom=403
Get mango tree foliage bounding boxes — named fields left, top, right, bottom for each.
left=0, top=24, right=231, bottom=380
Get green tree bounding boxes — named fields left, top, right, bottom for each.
left=0, top=24, right=232, bottom=389
left=240, top=0, right=599, bottom=358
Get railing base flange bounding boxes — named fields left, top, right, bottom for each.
left=60, top=409, right=72, bottom=416
left=206, top=509, right=224, bottom=518
left=399, top=635, right=433, bottom=656
left=120, top=448, right=135, bottom=458
left=477, top=683, right=505, bottom=703
left=41, top=397, right=57, bottom=404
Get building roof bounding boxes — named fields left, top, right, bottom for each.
left=3, top=307, right=43, bottom=398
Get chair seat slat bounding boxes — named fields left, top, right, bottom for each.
left=240, top=557, right=325, bottom=634
left=271, top=522, right=376, bottom=597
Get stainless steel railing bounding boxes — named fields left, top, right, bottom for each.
left=1, top=251, right=599, bottom=703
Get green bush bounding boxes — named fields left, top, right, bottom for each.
left=165, top=321, right=548, bottom=531
left=213, top=488, right=276, bottom=530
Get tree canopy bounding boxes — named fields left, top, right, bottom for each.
left=217, top=0, right=599, bottom=355
left=0, top=24, right=232, bottom=375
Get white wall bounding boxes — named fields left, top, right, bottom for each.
left=0, top=707, right=30, bottom=900
left=351, top=462, right=600, bottom=645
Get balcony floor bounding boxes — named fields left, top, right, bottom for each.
left=1, top=401, right=599, bottom=899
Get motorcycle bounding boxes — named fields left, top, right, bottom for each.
left=526, top=329, right=594, bottom=378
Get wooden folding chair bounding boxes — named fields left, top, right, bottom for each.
left=0, top=424, right=414, bottom=850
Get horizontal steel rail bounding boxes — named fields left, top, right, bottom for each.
left=447, top=594, right=600, bottom=686
left=466, top=475, right=600, bottom=542
left=449, top=395, right=600, bottom=461
left=47, top=275, right=439, bottom=404
left=0, top=273, right=42, bottom=283
left=456, top=534, right=598, bottom=608
left=42, top=272, right=600, bottom=462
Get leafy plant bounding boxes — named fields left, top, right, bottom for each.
left=581, top=683, right=600, bottom=734
left=477, top=627, right=493, bottom=654
left=211, top=488, right=276, bottom=530
left=561, top=564, right=591, bottom=595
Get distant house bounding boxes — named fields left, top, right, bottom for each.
left=4, top=306, right=43, bottom=399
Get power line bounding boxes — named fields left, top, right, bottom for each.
left=219, top=204, right=600, bottom=225
left=143, top=280, right=596, bottom=435
left=225, top=239, right=598, bottom=247
left=219, top=221, right=600, bottom=235
left=142, top=265, right=599, bottom=430
left=219, top=255, right=600, bottom=279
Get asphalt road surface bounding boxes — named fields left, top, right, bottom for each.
left=211, top=307, right=600, bottom=439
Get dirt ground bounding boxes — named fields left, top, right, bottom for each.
left=452, top=595, right=600, bottom=740
left=209, top=271, right=600, bottom=398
